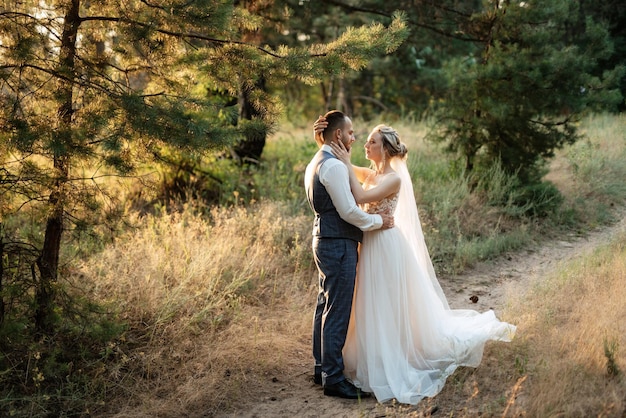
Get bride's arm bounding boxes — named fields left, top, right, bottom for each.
left=331, top=142, right=400, bottom=204
left=353, top=173, right=400, bottom=204
left=351, top=165, right=372, bottom=183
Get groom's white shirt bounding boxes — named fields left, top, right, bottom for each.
left=308, top=144, right=382, bottom=232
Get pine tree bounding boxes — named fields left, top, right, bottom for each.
left=429, top=0, right=624, bottom=183
left=0, top=0, right=408, bottom=333
left=578, top=0, right=626, bottom=111
left=280, top=0, right=485, bottom=117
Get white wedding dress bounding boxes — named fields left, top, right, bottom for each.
left=343, top=157, right=516, bottom=405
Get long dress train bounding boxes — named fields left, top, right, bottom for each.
left=343, top=157, right=516, bottom=405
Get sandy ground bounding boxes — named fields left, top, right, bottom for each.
left=217, top=210, right=626, bottom=418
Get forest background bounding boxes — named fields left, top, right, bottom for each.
left=1, top=0, right=625, bottom=416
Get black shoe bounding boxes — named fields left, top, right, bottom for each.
left=313, top=373, right=322, bottom=385
left=323, top=379, right=371, bottom=399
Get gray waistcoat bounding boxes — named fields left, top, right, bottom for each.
left=307, top=150, right=363, bottom=242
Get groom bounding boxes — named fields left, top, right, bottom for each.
left=305, top=110, right=393, bottom=399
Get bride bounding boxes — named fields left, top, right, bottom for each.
left=328, top=124, right=516, bottom=405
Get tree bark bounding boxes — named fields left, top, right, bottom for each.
left=35, top=0, right=80, bottom=334
left=0, top=229, right=5, bottom=326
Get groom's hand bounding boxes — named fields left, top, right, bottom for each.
left=380, top=209, right=394, bottom=229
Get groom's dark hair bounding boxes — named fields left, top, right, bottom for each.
left=322, top=110, right=348, bottom=142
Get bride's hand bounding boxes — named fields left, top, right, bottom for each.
left=330, top=140, right=351, bottom=165
left=313, top=116, right=327, bottom=147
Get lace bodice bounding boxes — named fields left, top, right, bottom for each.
left=362, top=193, right=398, bottom=215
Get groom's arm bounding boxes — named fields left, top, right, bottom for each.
left=321, top=159, right=383, bottom=231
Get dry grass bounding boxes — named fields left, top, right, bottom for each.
left=74, top=202, right=316, bottom=416
left=505, top=233, right=626, bottom=417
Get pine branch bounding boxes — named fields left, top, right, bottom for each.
left=80, top=15, right=286, bottom=58
left=319, top=0, right=483, bottom=42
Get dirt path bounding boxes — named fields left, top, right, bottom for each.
left=218, top=211, right=626, bottom=418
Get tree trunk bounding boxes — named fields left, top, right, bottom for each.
left=336, top=76, right=353, bottom=115
left=233, top=77, right=267, bottom=163
left=0, top=228, right=5, bottom=326
left=323, top=78, right=334, bottom=112
left=35, top=202, right=64, bottom=333
left=34, top=0, right=80, bottom=334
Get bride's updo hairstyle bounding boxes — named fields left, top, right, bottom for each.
left=374, top=124, right=408, bottom=160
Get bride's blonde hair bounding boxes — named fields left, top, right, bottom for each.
left=374, top=124, right=408, bottom=160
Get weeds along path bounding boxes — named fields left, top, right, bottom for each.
left=217, top=209, right=626, bottom=418
left=444, top=208, right=626, bottom=314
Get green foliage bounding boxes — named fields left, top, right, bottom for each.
left=278, top=0, right=482, bottom=117
left=510, top=181, right=564, bottom=218
left=250, top=134, right=317, bottom=207
left=0, top=284, right=125, bottom=417
left=408, top=154, right=538, bottom=272
left=0, top=0, right=408, bottom=336
left=428, top=0, right=624, bottom=183
left=148, top=128, right=317, bottom=211
left=454, top=227, right=531, bottom=271
left=579, top=0, right=626, bottom=111
left=603, top=336, right=621, bottom=378
left=284, top=0, right=626, bottom=122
